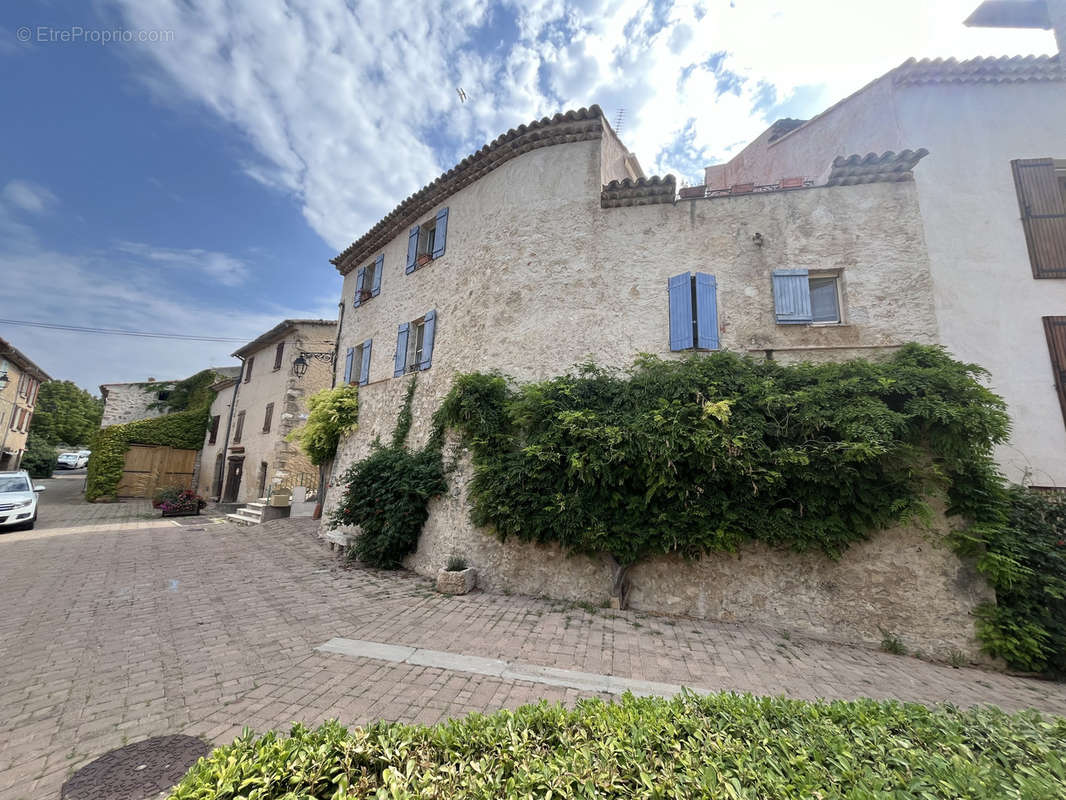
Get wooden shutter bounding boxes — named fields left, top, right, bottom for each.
left=263, top=402, right=274, bottom=433
left=343, top=346, right=355, bottom=385
left=1044, top=316, right=1066, bottom=428
left=394, top=323, right=410, bottom=376
left=1012, top=159, right=1066, bottom=278
left=209, top=415, right=220, bottom=444
left=420, top=310, right=437, bottom=370
left=694, top=273, right=719, bottom=350
left=372, top=254, right=383, bottom=296
left=234, top=411, right=245, bottom=443
left=244, top=357, right=254, bottom=382
left=353, top=266, right=367, bottom=307
left=359, top=339, right=372, bottom=385
left=273, top=342, right=284, bottom=370
left=406, top=226, right=420, bottom=273
left=772, top=269, right=813, bottom=324
left=668, top=273, right=694, bottom=351
left=432, top=207, right=449, bottom=258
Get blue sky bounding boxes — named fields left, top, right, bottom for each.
left=0, top=0, right=1054, bottom=391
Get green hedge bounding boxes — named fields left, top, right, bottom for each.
left=168, top=693, right=1066, bottom=799
left=85, top=406, right=210, bottom=501
left=20, top=433, right=55, bottom=479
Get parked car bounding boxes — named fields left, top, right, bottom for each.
left=56, top=452, right=88, bottom=469
left=0, top=470, right=45, bottom=531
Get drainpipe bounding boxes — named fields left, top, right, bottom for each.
left=218, top=356, right=244, bottom=501
left=314, top=300, right=345, bottom=519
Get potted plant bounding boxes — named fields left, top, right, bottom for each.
left=152, top=487, right=207, bottom=517
left=436, top=556, right=476, bottom=595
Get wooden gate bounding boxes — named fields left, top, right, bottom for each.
left=117, top=445, right=198, bottom=498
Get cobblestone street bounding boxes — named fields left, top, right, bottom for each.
left=2, top=477, right=1065, bottom=799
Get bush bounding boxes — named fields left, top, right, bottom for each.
left=287, top=385, right=360, bottom=466
left=168, top=693, right=1066, bottom=799
left=329, top=380, right=445, bottom=568
left=20, top=433, right=55, bottom=479
left=152, top=486, right=206, bottom=513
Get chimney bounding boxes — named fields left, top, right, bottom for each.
left=965, top=0, right=1065, bottom=54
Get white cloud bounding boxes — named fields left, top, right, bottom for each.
left=105, top=0, right=1057, bottom=243
left=115, top=241, right=250, bottom=287
left=2, top=180, right=58, bottom=214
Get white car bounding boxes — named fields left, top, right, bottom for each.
left=0, top=471, right=44, bottom=531
left=56, top=452, right=88, bottom=469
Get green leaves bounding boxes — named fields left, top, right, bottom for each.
left=168, top=694, right=1066, bottom=799
left=288, top=385, right=360, bottom=466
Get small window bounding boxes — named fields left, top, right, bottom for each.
left=772, top=270, right=844, bottom=325
left=405, top=208, right=449, bottom=273
left=668, top=272, right=719, bottom=351
left=262, top=402, right=274, bottom=433
left=393, top=311, right=437, bottom=376
left=208, top=415, right=221, bottom=445
left=244, top=357, right=254, bottom=383
left=345, top=340, right=373, bottom=385
left=1011, top=158, right=1066, bottom=279
left=354, top=254, right=384, bottom=307
left=233, top=410, right=245, bottom=443
left=273, top=342, right=284, bottom=371
left=808, top=276, right=841, bottom=324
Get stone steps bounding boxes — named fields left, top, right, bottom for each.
left=225, top=498, right=270, bottom=526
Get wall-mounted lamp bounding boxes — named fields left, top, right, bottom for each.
left=291, top=351, right=335, bottom=379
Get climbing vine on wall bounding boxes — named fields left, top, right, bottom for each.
left=329, top=379, right=447, bottom=569
left=435, top=345, right=1066, bottom=674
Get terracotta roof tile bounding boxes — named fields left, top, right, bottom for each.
left=600, top=175, right=676, bottom=208
left=825, top=149, right=929, bottom=186
left=332, top=106, right=606, bottom=274
left=893, top=54, right=1062, bottom=86
left=232, top=319, right=336, bottom=358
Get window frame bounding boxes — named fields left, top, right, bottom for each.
left=807, top=271, right=844, bottom=325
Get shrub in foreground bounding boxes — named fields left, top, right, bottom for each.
left=169, top=693, right=1066, bottom=799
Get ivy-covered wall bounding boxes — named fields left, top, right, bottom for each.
left=86, top=370, right=219, bottom=501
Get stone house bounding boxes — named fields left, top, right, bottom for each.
left=0, top=338, right=50, bottom=470
left=99, top=379, right=174, bottom=428
left=700, top=0, right=1066, bottom=488
left=214, top=320, right=337, bottom=505
left=317, top=102, right=998, bottom=658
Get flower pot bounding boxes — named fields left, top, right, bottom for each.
left=417, top=254, right=433, bottom=267
left=161, top=507, right=200, bottom=517
left=436, top=567, right=477, bottom=595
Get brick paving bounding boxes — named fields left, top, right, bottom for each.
left=1, top=483, right=1065, bottom=799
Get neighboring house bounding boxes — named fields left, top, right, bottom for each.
left=217, top=320, right=337, bottom=505
left=698, top=1, right=1066, bottom=487
left=197, top=373, right=239, bottom=501
left=99, top=378, right=178, bottom=428
left=0, top=338, right=51, bottom=470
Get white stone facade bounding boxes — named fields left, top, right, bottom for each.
left=704, top=57, right=1066, bottom=487
left=316, top=107, right=994, bottom=657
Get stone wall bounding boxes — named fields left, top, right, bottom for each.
left=100, top=383, right=172, bottom=428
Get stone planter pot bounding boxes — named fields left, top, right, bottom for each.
left=436, top=567, right=477, bottom=595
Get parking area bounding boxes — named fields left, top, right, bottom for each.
left=1, top=484, right=1065, bottom=799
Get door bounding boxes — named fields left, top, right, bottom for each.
left=222, top=457, right=243, bottom=503
left=257, top=461, right=268, bottom=499
left=212, top=453, right=225, bottom=498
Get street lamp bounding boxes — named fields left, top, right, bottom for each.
left=290, top=350, right=335, bottom=379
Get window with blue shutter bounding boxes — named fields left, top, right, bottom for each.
left=694, top=273, right=719, bottom=350
left=406, top=226, right=419, bottom=274
left=432, top=208, right=448, bottom=258
left=669, top=273, right=719, bottom=351
left=772, top=270, right=813, bottom=324
left=419, top=310, right=437, bottom=370
left=668, top=273, right=694, bottom=351
left=394, top=323, right=410, bottom=376
left=353, top=266, right=367, bottom=308
left=358, top=339, right=372, bottom=386
left=343, top=346, right=355, bottom=385
left=371, top=254, right=383, bottom=297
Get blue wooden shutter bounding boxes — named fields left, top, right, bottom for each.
left=419, top=310, right=437, bottom=370
left=372, top=254, right=383, bottom=296
left=432, top=207, right=449, bottom=258
left=343, top=346, right=354, bottom=384
left=772, top=269, right=812, bottom=324
left=694, top=273, right=719, bottom=350
left=668, top=273, right=694, bottom=351
left=406, top=226, right=419, bottom=274
left=359, top=339, right=372, bottom=385
left=394, top=323, right=410, bottom=376
left=353, top=266, right=366, bottom=308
